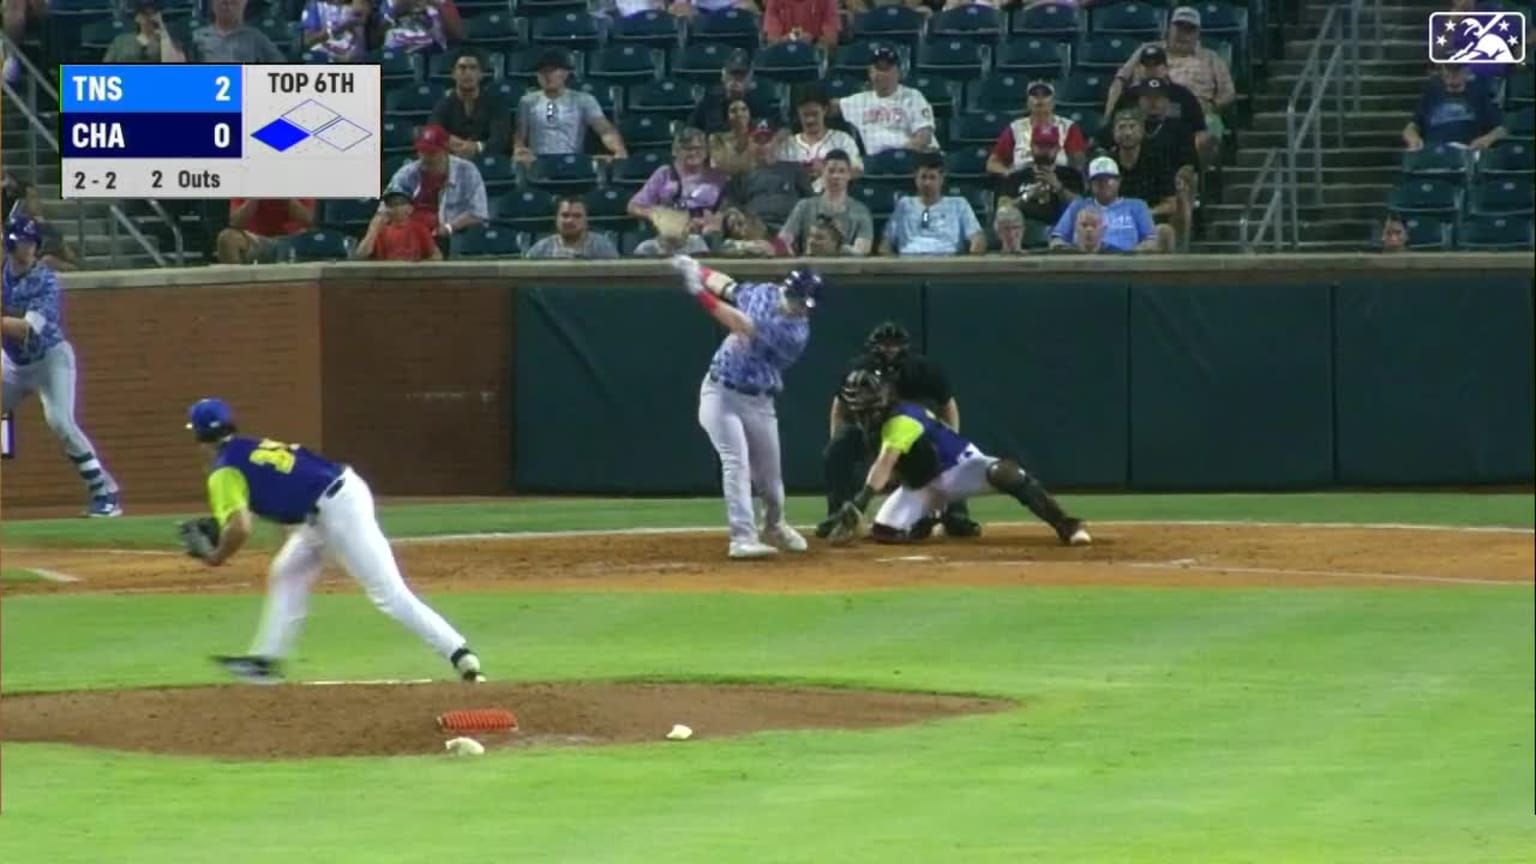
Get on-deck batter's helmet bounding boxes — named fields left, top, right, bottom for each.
left=5, top=217, right=42, bottom=252
left=783, top=267, right=823, bottom=308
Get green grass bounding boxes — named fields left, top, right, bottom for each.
left=0, top=567, right=41, bottom=584
left=1, top=493, right=1532, bottom=862
left=3, top=492, right=1532, bottom=550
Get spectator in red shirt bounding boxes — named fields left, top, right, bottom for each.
left=762, top=0, right=840, bottom=51
left=986, top=80, right=1089, bottom=176
left=355, top=190, right=443, bottom=261
left=216, top=198, right=317, bottom=263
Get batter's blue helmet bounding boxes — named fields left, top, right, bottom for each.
left=783, top=267, right=824, bottom=308
left=5, top=218, right=42, bottom=252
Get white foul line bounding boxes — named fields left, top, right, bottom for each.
left=29, top=567, right=82, bottom=583
left=941, top=558, right=1528, bottom=587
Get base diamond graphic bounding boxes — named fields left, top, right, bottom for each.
left=283, top=99, right=343, bottom=134
left=314, top=118, right=371, bottom=152
left=252, top=118, right=309, bottom=153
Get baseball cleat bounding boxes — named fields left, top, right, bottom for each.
left=813, top=514, right=840, bottom=539
left=1058, top=520, right=1093, bottom=546
left=213, top=655, right=283, bottom=685
left=86, top=494, right=123, bottom=518
left=451, top=648, right=485, bottom=683
left=941, top=517, right=982, bottom=538
left=764, top=523, right=808, bottom=553
left=728, top=540, right=779, bottom=559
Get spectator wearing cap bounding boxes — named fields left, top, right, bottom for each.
left=524, top=196, right=621, bottom=259
left=1108, top=8, right=1231, bottom=157
left=763, top=0, right=841, bottom=51
left=988, top=80, right=1089, bottom=176
left=216, top=198, right=317, bottom=264
left=721, top=120, right=814, bottom=230
left=1050, top=157, right=1164, bottom=253
left=691, top=51, right=780, bottom=136
left=301, top=0, right=368, bottom=62
left=1403, top=63, right=1507, bottom=151
left=992, top=206, right=1030, bottom=255
left=103, top=0, right=188, bottom=62
left=778, top=89, right=865, bottom=193
left=431, top=50, right=512, bottom=158
left=378, top=0, right=463, bottom=54
left=627, top=127, right=731, bottom=240
left=1102, top=48, right=1209, bottom=153
left=710, top=102, right=761, bottom=175
left=779, top=149, right=875, bottom=256
left=515, top=49, right=628, bottom=162
left=994, top=124, right=1083, bottom=226
left=187, top=0, right=285, bottom=62
left=355, top=190, right=444, bottom=261
left=1103, top=107, right=1189, bottom=249
left=834, top=45, right=937, bottom=156
left=382, top=123, right=490, bottom=251
left=881, top=153, right=986, bottom=256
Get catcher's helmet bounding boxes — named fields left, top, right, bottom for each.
left=839, top=369, right=890, bottom=416
left=5, top=218, right=42, bottom=252
left=782, top=267, right=824, bottom=308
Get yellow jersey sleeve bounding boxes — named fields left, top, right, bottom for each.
left=207, top=467, right=251, bottom=527
left=880, top=414, right=926, bottom=455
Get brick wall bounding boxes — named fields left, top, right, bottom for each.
left=3, top=280, right=323, bottom=508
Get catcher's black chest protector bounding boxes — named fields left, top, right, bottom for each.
left=857, top=353, right=953, bottom=413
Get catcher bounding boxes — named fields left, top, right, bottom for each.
left=179, top=397, right=486, bottom=685
left=816, top=321, right=981, bottom=539
left=825, top=369, right=1092, bottom=547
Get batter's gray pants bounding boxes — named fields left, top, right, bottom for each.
left=2, top=341, right=119, bottom=496
left=698, top=375, right=786, bottom=542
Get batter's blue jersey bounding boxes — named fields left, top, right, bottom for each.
left=1, top=259, right=65, bottom=365
left=207, top=436, right=345, bottom=525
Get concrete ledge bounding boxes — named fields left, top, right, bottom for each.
left=60, top=252, right=1536, bottom=291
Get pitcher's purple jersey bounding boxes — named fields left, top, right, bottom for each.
left=707, top=282, right=810, bottom=394
left=2, top=259, right=65, bottom=365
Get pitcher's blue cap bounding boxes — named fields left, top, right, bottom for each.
left=186, top=398, right=234, bottom=437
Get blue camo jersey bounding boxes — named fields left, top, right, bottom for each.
left=707, top=281, right=810, bottom=394
left=1, top=258, right=65, bottom=365
left=880, top=402, right=973, bottom=473
left=206, top=436, right=345, bottom=526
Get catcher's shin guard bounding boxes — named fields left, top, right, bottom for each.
left=987, top=461, right=1074, bottom=539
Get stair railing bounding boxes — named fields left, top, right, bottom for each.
left=1, top=35, right=183, bottom=267
left=1283, top=3, right=1355, bottom=248
left=1239, top=149, right=1285, bottom=252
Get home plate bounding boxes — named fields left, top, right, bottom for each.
left=875, top=555, right=939, bottom=563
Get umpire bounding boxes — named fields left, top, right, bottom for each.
left=814, top=321, right=982, bottom=539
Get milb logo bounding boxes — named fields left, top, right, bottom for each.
left=253, top=99, right=372, bottom=153
left=1429, top=11, right=1526, bottom=64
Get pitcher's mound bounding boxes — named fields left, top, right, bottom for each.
left=2, top=681, right=1012, bottom=759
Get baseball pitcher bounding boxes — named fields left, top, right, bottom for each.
left=1, top=217, right=122, bottom=516
left=180, top=398, right=485, bottom=685
left=673, top=254, right=822, bottom=559
left=817, top=321, right=980, bottom=539
left=825, top=370, right=1092, bottom=546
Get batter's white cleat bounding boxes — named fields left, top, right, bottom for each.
left=764, top=523, right=808, bottom=553
left=728, top=540, right=779, bottom=560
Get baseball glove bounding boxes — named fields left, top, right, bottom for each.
left=649, top=206, right=691, bottom=242
left=177, top=517, right=221, bottom=561
left=825, top=501, right=864, bottom=546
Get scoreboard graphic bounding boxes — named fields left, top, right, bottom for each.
left=60, top=64, right=382, bottom=199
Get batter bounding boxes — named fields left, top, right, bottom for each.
left=672, top=254, right=822, bottom=559
left=827, top=370, right=1092, bottom=546
left=1, top=217, right=122, bottom=516
left=184, top=398, right=484, bottom=685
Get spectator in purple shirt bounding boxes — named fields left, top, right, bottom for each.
left=627, top=127, right=731, bottom=236
left=1403, top=63, right=1507, bottom=151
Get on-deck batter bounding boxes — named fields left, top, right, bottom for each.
left=672, top=254, right=822, bottom=559
left=184, top=397, right=485, bottom=685
left=1, top=217, right=122, bottom=516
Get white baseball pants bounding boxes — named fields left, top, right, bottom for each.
left=698, top=375, right=786, bottom=542
left=874, top=445, right=999, bottom=532
left=1, top=341, right=119, bottom=496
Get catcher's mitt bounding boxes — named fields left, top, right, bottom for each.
left=177, top=517, right=221, bottom=561
left=824, top=501, right=864, bottom=546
